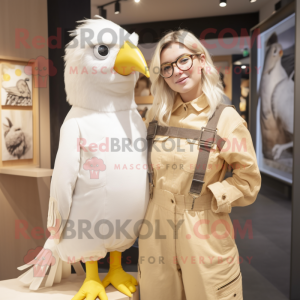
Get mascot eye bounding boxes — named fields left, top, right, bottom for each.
left=94, top=45, right=109, bottom=60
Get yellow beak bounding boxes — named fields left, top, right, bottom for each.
left=114, top=41, right=150, bottom=78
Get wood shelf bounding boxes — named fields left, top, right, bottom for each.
left=0, top=272, right=139, bottom=300
left=0, top=166, right=53, bottom=177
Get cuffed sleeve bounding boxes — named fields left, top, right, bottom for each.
left=47, top=118, right=80, bottom=242
left=207, top=119, right=261, bottom=213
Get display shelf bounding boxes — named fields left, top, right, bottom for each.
left=0, top=166, right=53, bottom=177
left=0, top=272, right=139, bottom=300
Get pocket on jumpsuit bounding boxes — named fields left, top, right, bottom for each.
left=215, top=272, right=243, bottom=299
left=179, top=138, right=219, bottom=173
left=151, top=135, right=169, bottom=170
left=211, top=210, right=236, bottom=253
left=178, top=138, right=199, bottom=174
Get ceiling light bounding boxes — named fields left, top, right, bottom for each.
left=219, top=0, right=227, bottom=7
left=115, top=1, right=120, bottom=14
left=241, top=65, right=246, bottom=69
left=135, top=0, right=140, bottom=2
left=250, top=0, right=257, bottom=2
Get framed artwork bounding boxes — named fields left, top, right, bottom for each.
left=0, top=58, right=39, bottom=167
left=0, top=63, right=32, bottom=106
left=135, top=59, right=154, bottom=121
left=1, top=110, right=33, bottom=161
left=250, top=11, right=295, bottom=184
left=212, top=55, right=232, bottom=102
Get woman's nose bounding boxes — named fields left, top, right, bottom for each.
left=173, top=63, right=183, bottom=76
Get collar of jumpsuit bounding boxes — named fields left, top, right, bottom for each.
left=144, top=90, right=261, bottom=214
left=171, top=92, right=209, bottom=114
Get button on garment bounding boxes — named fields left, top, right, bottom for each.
left=138, top=92, right=261, bottom=300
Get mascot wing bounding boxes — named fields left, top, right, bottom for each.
left=17, top=117, right=83, bottom=290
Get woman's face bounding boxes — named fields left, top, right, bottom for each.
left=160, top=42, right=205, bottom=96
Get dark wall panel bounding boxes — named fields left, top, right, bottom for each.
left=122, top=12, right=259, bottom=43
left=47, top=0, right=91, bottom=168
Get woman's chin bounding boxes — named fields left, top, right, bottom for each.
left=176, top=84, right=194, bottom=94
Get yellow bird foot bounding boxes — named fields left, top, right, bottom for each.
left=103, top=251, right=138, bottom=297
left=72, top=261, right=108, bottom=300
left=102, top=266, right=138, bottom=298
left=71, top=277, right=108, bottom=300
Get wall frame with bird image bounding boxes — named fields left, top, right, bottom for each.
left=0, top=63, right=32, bottom=106
left=251, top=11, right=295, bottom=184
left=0, top=58, right=39, bottom=167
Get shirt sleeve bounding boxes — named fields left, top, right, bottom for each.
left=47, top=118, right=81, bottom=242
left=207, top=119, right=261, bottom=214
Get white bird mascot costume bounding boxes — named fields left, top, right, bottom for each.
left=17, top=16, right=150, bottom=300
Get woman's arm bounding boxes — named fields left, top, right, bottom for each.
left=207, top=118, right=262, bottom=214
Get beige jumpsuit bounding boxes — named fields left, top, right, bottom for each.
left=137, top=93, right=261, bottom=300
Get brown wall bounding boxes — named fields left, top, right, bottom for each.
left=0, top=0, right=51, bottom=280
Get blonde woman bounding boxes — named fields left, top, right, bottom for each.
left=138, top=30, right=261, bottom=300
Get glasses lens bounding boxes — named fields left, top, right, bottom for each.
left=161, top=64, right=173, bottom=78
left=177, top=55, right=192, bottom=71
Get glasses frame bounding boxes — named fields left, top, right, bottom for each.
left=160, top=52, right=202, bottom=78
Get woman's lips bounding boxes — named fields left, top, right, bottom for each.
left=176, top=77, right=188, bottom=84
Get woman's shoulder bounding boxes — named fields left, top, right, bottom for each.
left=216, top=104, right=246, bottom=138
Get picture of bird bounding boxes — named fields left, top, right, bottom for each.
left=3, top=117, right=31, bottom=159
left=17, top=16, right=150, bottom=300
left=259, top=32, right=294, bottom=161
left=1, top=110, right=33, bottom=161
left=270, top=69, right=294, bottom=160
left=3, top=78, right=32, bottom=105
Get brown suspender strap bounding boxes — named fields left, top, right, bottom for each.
left=188, top=104, right=235, bottom=208
left=146, top=103, right=236, bottom=203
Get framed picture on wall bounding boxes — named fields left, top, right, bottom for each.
left=250, top=7, right=295, bottom=184
left=0, top=58, right=39, bottom=167
left=1, top=110, right=33, bottom=161
left=0, top=63, right=32, bottom=106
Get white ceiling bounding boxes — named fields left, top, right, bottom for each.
left=91, top=0, right=270, bottom=25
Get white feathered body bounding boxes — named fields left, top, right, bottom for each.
left=17, top=16, right=150, bottom=290
left=55, top=106, right=149, bottom=262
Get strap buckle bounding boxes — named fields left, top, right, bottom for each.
left=147, top=121, right=158, bottom=140
left=189, top=178, right=205, bottom=210
left=188, top=191, right=200, bottom=210
left=198, top=127, right=217, bottom=149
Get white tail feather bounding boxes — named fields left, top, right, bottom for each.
left=17, top=238, right=81, bottom=291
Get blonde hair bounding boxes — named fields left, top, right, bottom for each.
left=149, top=29, right=225, bottom=126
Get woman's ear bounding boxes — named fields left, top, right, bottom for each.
left=199, top=53, right=206, bottom=69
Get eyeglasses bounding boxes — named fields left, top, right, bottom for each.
left=160, top=52, right=202, bottom=78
